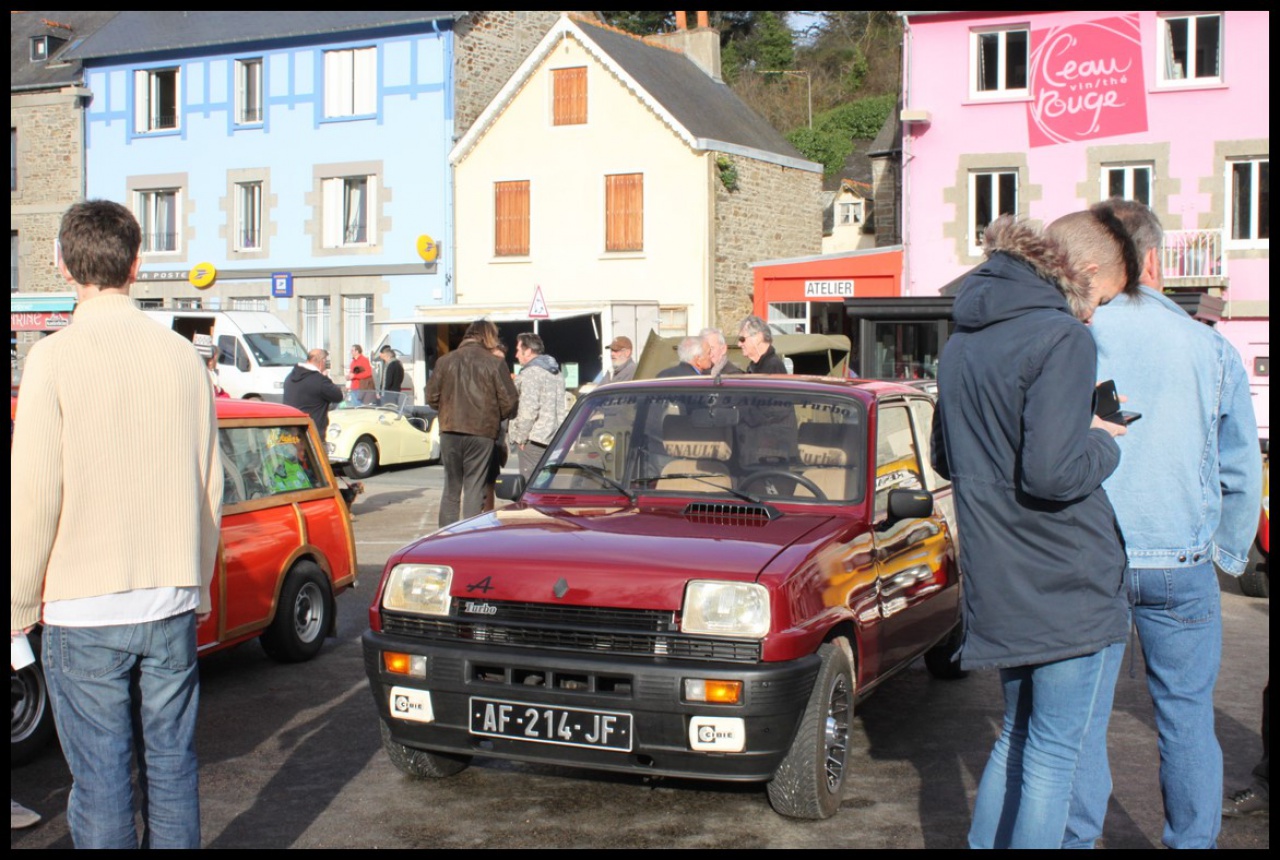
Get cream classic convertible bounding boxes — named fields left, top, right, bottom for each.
left=326, top=396, right=441, bottom=479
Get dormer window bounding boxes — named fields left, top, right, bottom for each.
left=30, top=35, right=66, bottom=62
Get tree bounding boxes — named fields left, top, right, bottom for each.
left=598, top=10, right=902, bottom=165
left=786, top=95, right=896, bottom=177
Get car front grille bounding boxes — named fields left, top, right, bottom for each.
left=382, top=600, right=761, bottom=663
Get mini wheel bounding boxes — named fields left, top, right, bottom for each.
left=260, top=561, right=334, bottom=663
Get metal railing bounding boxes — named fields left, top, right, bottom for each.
left=143, top=232, right=177, bottom=253
left=1161, top=229, right=1226, bottom=284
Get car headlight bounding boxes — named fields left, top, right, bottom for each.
left=681, top=581, right=770, bottom=638
left=327, top=425, right=341, bottom=440
left=382, top=564, right=452, bottom=616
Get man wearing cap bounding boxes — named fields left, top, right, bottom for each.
left=603, top=336, right=636, bottom=383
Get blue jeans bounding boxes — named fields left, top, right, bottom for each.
left=1062, top=640, right=1128, bottom=848
left=1067, top=562, right=1222, bottom=849
left=969, top=646, right=1118, bottom=849
left=43, top=613, right=202, bottom=849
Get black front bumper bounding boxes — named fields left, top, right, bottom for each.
left=362, top=629, right=820, bottom=782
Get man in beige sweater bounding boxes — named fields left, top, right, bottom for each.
left=10, top=200, right=221, bottom=849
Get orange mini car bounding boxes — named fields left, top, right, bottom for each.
left=12, top=399, right=358, bottom=764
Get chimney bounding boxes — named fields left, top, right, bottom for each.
left=647, top=11, right=721, bottom=81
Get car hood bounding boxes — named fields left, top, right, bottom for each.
left=329, top=408, right=394, bottom=428
left=391, top=502, right=840, bottom=611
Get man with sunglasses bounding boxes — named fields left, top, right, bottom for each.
left=736, top=315, right=787, bottom=374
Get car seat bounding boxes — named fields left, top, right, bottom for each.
left=654, top=414, right=733, bottom=491
left=796, top=421, right=860, bottom=501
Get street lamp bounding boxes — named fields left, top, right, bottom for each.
left=757, top=69, right=811, bottom=129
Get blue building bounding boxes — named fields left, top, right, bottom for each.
left=61, top=11, right=562, bottom=359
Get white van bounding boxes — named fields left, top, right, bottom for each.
left=143, top=309, right=308, bottom=401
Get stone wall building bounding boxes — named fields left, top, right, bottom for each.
left=11, top=12, right=117, bottom=297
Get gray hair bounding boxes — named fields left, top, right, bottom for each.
left=676, top=335, right=704, bottom=364
left=1095, top=197, right=1163, bottom=261
left=737, top=315, right=772, bottom=344
left=699, top=327, right=727, bottom=349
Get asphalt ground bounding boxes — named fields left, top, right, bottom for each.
left=11, top=462, right=1271, bottom=849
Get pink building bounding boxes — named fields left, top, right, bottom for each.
left=899, top=11, right=1268, bottom=438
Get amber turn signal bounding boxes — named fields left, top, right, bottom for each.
left=683, top=678, right=743, bottom=705
left=383, top=651, right=412, bottom=675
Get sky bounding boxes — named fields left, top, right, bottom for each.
left=788, top=11, right=824, bottom=46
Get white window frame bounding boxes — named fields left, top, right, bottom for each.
left=343, top=295, right=374, bottom=358
left=969, top=26, right=1029, bottom=101
left=137, top=188, right=180, bottom=254
left=968, top=170, right=1019, bottom=255
left=133, top=67, right=180, bottom=133
left=323, top=47, right=376, bottom=119
left=235, top=181, right=263, bottom=251
left=1226, top=157, right=1269, bottom=250
left=767, top=301, right=809, bottom=335
left=173, top=297, right=202, bottom=310
left=321, top=175, right=376, bottom=248
left=302, top=296, right=331, bottom=353
left=1156, top=13, right=1223, bottom=87
left=657, top=306, right=687, bottom=338
left=1102, top=164, right=1154, bottom=206
left=235, top=58, right=263, bottom=124
left=839, top=200, right=864, bottom=226
left=230, top=297, right=269, bottom=312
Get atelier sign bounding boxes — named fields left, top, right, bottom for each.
left=804, top=279, right=854, bottom=298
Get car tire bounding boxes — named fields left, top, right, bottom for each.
left=11, top=629, right=57, bottom=766
left=767, top=639, right=853, bottom=820
left=1238, top=543, right=1269, bottom=599
left=924, top=623, right=970, bottom=680
left=380, top=721, right=471, bottom=778
left=260, top=561, right=333, bottom=663
left=347, top=435, right=379, bottom=480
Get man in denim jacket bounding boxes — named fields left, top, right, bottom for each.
left=1066, top=199, right=1262, bottom=849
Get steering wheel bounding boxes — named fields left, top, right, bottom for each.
left=738, top=469, right=827, bottom=501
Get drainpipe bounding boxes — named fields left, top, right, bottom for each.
left=898, top=13, right=913, bottom=297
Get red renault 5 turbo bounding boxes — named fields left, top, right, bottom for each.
left=363, top=375, right=966, bottom=820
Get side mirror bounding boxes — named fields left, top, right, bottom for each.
left=887, top=488, right=934, bottom=522
left=235, top=346, right=251, bottom=373
left=495, top=472, right=525, bottom=501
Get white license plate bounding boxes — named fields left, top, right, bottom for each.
left=469, top=697, right=633, bottom=752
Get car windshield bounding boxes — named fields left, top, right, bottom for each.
left=244, top=332, right=309, bottom=367
left=529, top=386, right=867, bottom=504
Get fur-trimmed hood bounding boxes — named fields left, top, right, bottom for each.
left=953, top=216, right=1093, bottom=328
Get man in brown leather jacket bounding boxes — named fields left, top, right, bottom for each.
left=426, top=320, right=519, bottom=526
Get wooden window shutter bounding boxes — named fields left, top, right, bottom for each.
left=605, top=173, right=643, bottom=252
left=553, top=67, right=587, bottom=126
left=494, top=181, right=530, bottom=256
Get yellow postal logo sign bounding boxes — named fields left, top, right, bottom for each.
left=189, top=263, right=217, bottom=289
left=416, top=235, right=439, bottom=263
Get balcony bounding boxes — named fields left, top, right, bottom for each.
left=1161, top=229, right=1227, bottom=287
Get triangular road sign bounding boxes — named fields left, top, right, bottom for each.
left=528, top=285, right=550, bottom=319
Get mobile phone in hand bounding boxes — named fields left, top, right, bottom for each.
left=1094, top=380, right=1141, bottom=425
